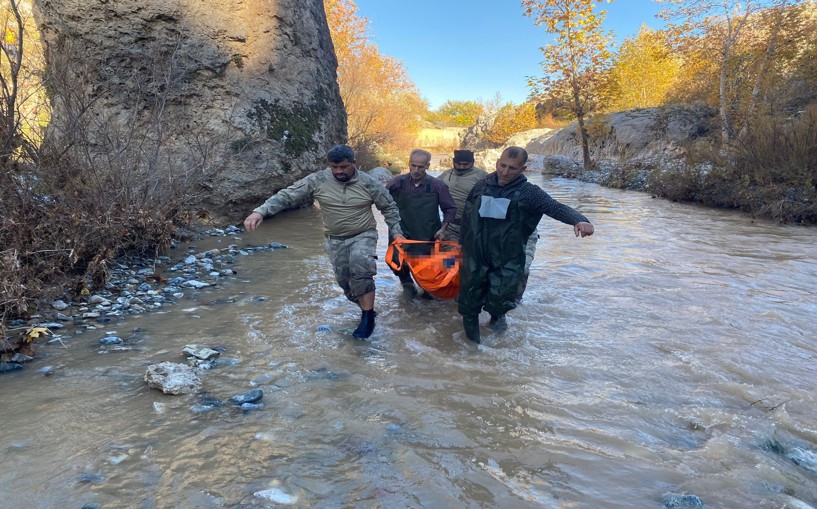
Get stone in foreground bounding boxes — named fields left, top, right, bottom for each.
left=144, top=362, right=201, bottom=395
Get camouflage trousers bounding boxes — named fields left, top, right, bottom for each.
left=324, top=229, right=378, bottom=303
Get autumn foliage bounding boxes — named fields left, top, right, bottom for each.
left=523, top=0, right=614, bottom=169
left=324, top=0, right=427, bottom=167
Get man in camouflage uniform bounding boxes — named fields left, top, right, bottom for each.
left=244, top=145, right=403, bottom=339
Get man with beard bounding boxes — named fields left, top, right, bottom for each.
left=244, top=145, right=404, bottom=339
left=457, top=146, right=594, bottom=343
left=437, top=150, right=488, bottom=244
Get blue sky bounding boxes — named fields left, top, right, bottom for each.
left=353, top=0, right=666, bottom=109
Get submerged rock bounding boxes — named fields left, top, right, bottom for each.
left=254, top=488, right=298, bottom=505
left=787, top=447, right=817, bottom=473
left=0, top=362, right=24, bottom=373
left=144, top=362, right=201, bottom=395
left=99, top=335, right=123, bottom=345
left=182, top=344, right=221, bottom=360
left=662, top=494, right=704, bottom=508
left=229, top=389, right=263, bottom=405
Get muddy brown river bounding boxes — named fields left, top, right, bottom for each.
left=2, top=175, right=816, bottom=509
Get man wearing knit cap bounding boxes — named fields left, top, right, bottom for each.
left=438, top=150, right=488, bottom=243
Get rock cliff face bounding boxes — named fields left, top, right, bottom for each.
left=527, top=103, right=716, bottom=163
left=33, top=0, right=346, bottom=220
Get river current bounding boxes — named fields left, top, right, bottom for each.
left=1, top=175, right=816, bottom=509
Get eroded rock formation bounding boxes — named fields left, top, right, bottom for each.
left=34, top=0, right=346, bottom=220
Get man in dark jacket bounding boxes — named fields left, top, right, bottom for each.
left=457, top=146, right=594, bottom=343
left=386, top=149, right=456, bottom=297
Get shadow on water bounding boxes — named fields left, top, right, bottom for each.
left=2, top=177, right=817, bottom=508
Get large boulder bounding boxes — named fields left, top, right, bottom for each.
left=527, top=103, right=716, bottom=162
left=460, top=111, right=502, bottom=151
left=34, top=0, right=346, bottom=221
left=144, top=362, right=201, bottom=395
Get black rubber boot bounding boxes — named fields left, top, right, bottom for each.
left=462, top=315, right=480, bottom=344
left=352, top=310, right=377, bottom=339
left=489, top=314, right=507, bottom=332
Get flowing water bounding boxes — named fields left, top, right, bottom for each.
left=2, top=176, right=816, bottom=509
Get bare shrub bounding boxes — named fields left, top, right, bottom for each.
left=0, top=24, right=212, bottom=328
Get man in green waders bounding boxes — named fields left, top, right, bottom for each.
left=439, top=149, right=539, bottom=302
left=386, top=149, right=457, bottom=298
left=458, top=146, right=594, bottom=343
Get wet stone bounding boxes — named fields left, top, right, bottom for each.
left=182, top=344, right=220, bottom=360
left=241, top=402, right=265, bottom=412
left=144, top=362, right=201, bottom=395
left=52, top=299, right=69, bottom=310
left=37, top=366, right=55, bottom=376
left=77, top=472, right=106, bottom=484
left=0, top=362, right=24, bottom=373
left=200, top=393, right=224, bottom=407
left=230, top=389, right=264, bottom=405
left=183, top=280, right=212, bottom=289
left=212, top=357, right=239, bottom=367
left=662, top=494, right=704, bottom=508
left=787, top=447, right=817, bottom=473
left=99, top=336, right=123, bottom=345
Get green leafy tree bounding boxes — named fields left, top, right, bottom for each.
left=429, top=100, right=484, bottom=127
left=522, top=0, right=614, bottom=170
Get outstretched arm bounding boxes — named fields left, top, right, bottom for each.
left=243, top=171, right=322, bottom=231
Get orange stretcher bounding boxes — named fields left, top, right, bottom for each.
left=386, top=239, right=461, bottom=299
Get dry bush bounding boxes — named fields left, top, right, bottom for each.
left=485, top=102, right=540, bottom=145
left=647, top=104, right=817, bottom=224
left=0, top=32, right=212, bottom=327
left=730, top=104, right=817, bottom=223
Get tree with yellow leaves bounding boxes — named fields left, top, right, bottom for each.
left=607, top=25, right=681, bottom=112
left=324, top=0, right=427, bottom=164
left=656, top=0, right=805, bottom=143
left=523, top=0, right=614, bottom=170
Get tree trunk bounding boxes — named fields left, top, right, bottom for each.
left=718, top=43, right=731, bottom=145
left=572, top=87, right=591, bottom=170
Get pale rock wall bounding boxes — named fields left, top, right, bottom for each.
left=33, top=0, right=346, bottom=220
left=526, top=104, right=716, bottom=163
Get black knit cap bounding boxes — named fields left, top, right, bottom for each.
left=453, top=150, right=475, bottom=163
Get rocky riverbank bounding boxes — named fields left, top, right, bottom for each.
left=0, top=225, right=289, bottom=374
